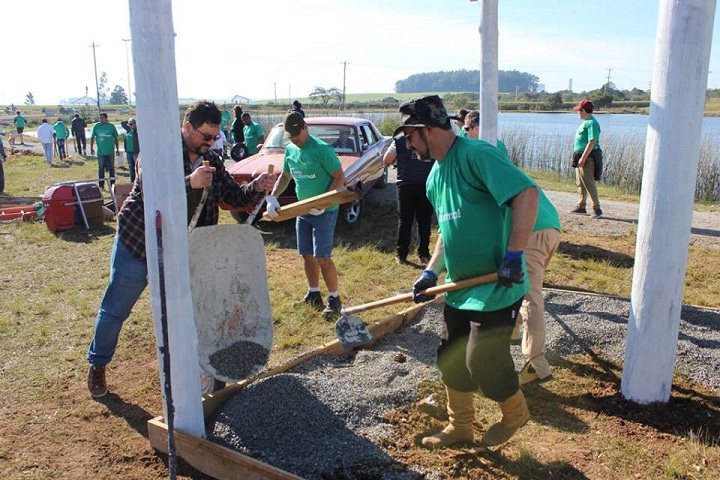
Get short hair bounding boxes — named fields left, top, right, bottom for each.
left=457, top=109, right=468, bottom=121
left=184, top=100, right=222, bottom=128
left=465, top=110, right=480, bottom=128
left=241, top=112, right=251, bottom=120
left=99, top=112, right=108, bottom=119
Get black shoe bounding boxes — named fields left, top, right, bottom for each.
left=322, top=295, right=342, bottom=319
left=569, top=207, right=587, bottom=214
left=419, top=255, right=431, bottom=264
left=591, top=208, right=603, bottom=219
left=395, top=256, right=408, bottom=264
left=87, top=365, right=108, bottom=398
left=294, top=291, right=324, bottom=310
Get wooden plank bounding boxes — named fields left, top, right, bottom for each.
left=148, top=419, right=302, bottom=480
left=148, top=301, right=432, bottom=479
left=261, top=186, right=359, bottom=222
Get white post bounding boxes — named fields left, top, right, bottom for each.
left=621, top=0, right=716, bottom=404
left=477, top=0, right=498, bottom=146
left=129, top=0, right=205, bottom=436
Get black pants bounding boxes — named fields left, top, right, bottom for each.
left=438, top=300, right=522, bottom=401
left=75, top=133, right=87, bottom=154
left=396, top=183, right=434, bottom=259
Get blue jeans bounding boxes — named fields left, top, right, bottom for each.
left=87, top=236, right=148, bottom=367
left=98, top=154, right=115, bottom=189
left=42, top=143, right=53, bottom=164
left=125, top=151, right=138, bottom=182
left=296, top=209, right=338, bottom=258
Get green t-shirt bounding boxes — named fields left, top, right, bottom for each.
left=283, top=135, right=342, bottom=211
left=14, top=115, right=26, bottom=128
left=125, top=129, right=137, bottom=153
left=91, top=122, right=118, bottom=155
left=221, top=110, right=231, bottom=130
left=495, top=140, right=560, bottom=233
left=426, top=136, right=536, bottom=312
left=243, top=122, right=264, bottom=154
left=573, top=116, right=601, bottom=152
left=53, top=121, right=69, bottom=140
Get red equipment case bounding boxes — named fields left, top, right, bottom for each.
left=43, top=185, right=76, bottom=232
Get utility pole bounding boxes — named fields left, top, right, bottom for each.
left=122, top=39, right=133, bottom=106
left=342, top=61, right=347, bottom=110
left=274, top=82, right=277, bottom=104
left=605, top=68, right=612, bottom=92
left=90, top=42, right=101, bottom=116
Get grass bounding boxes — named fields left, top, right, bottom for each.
left=1, top=148, right=719, bottom=478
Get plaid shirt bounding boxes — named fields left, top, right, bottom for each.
left=117, top=145, right=264, bottom=262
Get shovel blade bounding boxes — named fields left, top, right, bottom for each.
left=335, top=313, right=373, bottom=349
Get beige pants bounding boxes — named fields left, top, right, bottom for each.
left=519, top=228, right=561, bottom=378
left=575, top=157, right=601, bottom=211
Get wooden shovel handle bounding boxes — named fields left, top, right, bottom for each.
left=343, top=272, right=499, bottom=315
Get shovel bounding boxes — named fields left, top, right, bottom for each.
left=335, top=272, right=499, bottom=349
left=188, top=225, right=273, bottom=384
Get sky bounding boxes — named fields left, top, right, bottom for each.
left=3, top=0, right=720, bottom=106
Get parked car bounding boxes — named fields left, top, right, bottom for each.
left=222, top=117, right=391, bottom=224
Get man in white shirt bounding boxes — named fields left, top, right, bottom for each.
left=37, top=119, right=56, bottom=165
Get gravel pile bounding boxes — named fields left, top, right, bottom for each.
left=208, top=292, right=720, bottom=479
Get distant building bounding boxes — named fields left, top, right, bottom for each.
left=67, top=96, right=96, bottom=105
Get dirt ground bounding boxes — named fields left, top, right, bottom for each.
left=2, top=170, right=718, bottom=480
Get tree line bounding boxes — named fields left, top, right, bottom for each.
left=395, top=69, right=540, bottom=94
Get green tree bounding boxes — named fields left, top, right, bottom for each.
left=25, top=92, right=35, bottom=106
left=109, top=85, right=128, bottom=105
left=309, top=86, right=343, bottom=109
left=98, top=72, right=109, bottom=104
left=546, top=92, right=563, bottom=110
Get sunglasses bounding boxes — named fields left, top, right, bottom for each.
left=194, top=127, right=221, bottom=142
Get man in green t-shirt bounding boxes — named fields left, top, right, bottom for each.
left=241, top=112, right=265, bottom=155
left=464, top=110, right=561, bottom=386
left=13, top=111, right=27, bottom=145
left=570, top=99, right=603, bottom=218
left=266, top=112, right=345, bottom=319
left=53, top=118, right=70, bottom=160
left=396, top=95, right=539, bottom=450
left=90, top=113, right=120, bottom=190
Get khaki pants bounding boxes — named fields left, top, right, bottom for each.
left=575, top=156, right=601, bottom=211
left=519, top=228, right=561, bottom=378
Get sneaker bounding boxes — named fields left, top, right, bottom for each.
left=591, top=208, right=603, bottom=219
left=294, top=291, right=324, bottom=310
left=569, top=207, right=587, bottom=214
left=518, top=362, right=553, bottom=386
left=87, top=365, right=108, bottom=398
left=419, top=255, right=431, bottom=264
left=322, top=295, right=342, bottom=319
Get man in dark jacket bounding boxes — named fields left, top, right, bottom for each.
left=71, top=113, right=88, bottom=155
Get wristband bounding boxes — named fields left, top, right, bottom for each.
left=505, top=250, right=523, bottom=261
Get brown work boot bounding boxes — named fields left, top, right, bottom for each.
left=421, top=387, right=475, bottom=449
left=87, top=365, right=108, bottom=398
left=481, top=389, right=530, bottom=447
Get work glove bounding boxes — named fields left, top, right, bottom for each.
left=308, top=207, right=325, bottom=216
left=266, top=196, right=281, bottom=219
left=413, top=269, right=438, bottom=303
left=497, top=250, right=524, bottom=288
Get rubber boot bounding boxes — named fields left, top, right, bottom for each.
left=481, top=389, right=530, bottom=447
left=421, top=387, right=475, bottom=449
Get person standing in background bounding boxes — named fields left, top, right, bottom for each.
left=37, top=119, right=55, bottom=165
left=464, top=109, right=561, bottom=386
left=90, top=113, right=120, bottom=190
left=242, top=112, right=265, bottom=155
left=570, top=99, right=603, bottom=219
left=13, top=111, right=27, bottom=145
left=383, top=133, right=434, bottom=265
left=71, top=113, right=88, bottom=155
left=53, top=118, right=70, bottom=160
left=120, top=118, right=140, bottom=183
left=291, top=100, right=306, bottom=118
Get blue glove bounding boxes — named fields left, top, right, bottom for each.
left=497, top=250, right=524, bottom=288
left=413, top=269, right=438, bottom=303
